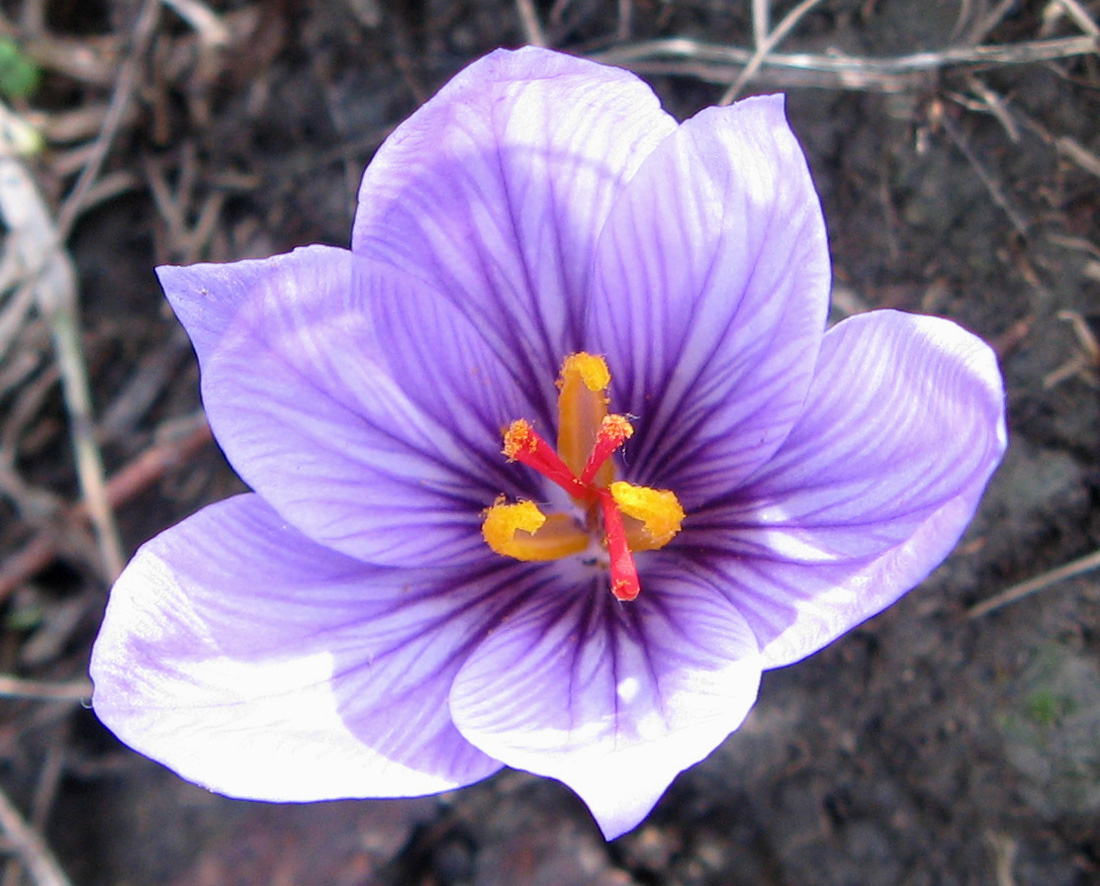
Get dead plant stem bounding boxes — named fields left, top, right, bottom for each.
left=968, top=547, right=1100, bottom=618
left=719, top=0, right=829, bottom=104
left=0, top=786, right=72, bottom=886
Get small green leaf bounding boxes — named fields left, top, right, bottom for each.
left=0, top=38, right=41, bottom=100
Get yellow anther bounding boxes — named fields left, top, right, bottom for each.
left=561, top=352, right=611, bottom=393
left=482, top=499, right=589, bottom=561
left=610, top=481, right=685, bottom=551
left=502, top=419, right=535, bottom=460
left=557, top=353, right=611, bottom=481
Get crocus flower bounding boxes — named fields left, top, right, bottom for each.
left=90, top=46, right=1006, bottom=839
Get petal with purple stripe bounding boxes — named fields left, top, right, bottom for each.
left=352, top=46, right=677, bottom=392
left=91, top=494, right=519, bottom=799
left=450, top=564, right=761, bottom=838
left=589, top=95, right=830, bottom=503
left=165, top=245, right=536, bottom=567
left=689, top=310, right=1006, bottom=666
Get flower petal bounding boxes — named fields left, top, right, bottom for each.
left=589, top=95, right=830, bottom=502
left=689, top=310, right=1006, bottom=667
left=161, top=245, right=537, bottom=567
left=91, top=493, right=511, bottom=799
left=449, top=565, right=761, bottom=839
left=351, top=46, right=677, bottom=391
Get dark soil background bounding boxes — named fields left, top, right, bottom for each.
left=0, top=1, right=1098, bottom=884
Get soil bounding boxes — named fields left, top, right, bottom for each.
left=1, top=1, right=1099, bottom=884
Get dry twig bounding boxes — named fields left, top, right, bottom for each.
left=54, top=0, right=160, bottom=239
left=940, top=111, right=1031, bottom=237
left=0, top=414, right=213, bottom=600
left=0, top=127, right=125, bottom=581
left=0, top=786, right=72, bottom=886
left=0, top=676, right=90, bottom=702
left=515, top=0, right=547, bottom=47
left=593, top=35, right=1099, bottom=93
left=984, top=830, right=1018, bottom=886
left=719, top=0, right=829, bottom=104
left=968, top=547, right=1100, bottom=618
left=1050, top=0, right=1100, bottom=37
left=160, top=0, right=230, bottom=46
left=3, top=729, right=70, bottom=886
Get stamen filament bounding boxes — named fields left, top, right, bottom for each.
left=486, top=353, right=684, bottom=603
left=580, top=414, right=634, bottom=485
left=597, top=488, right=640, bottom=602
left=482, top=500, right=589, bottom=561
left=503, top=419, right=590, bottom=499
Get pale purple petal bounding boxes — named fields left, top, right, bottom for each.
left=449, top=564, right=761, bottom=839
left=351, top=46, right=677, bottom=393
left=685, top=310, right=1006, bottom=667
left=157, top=257, right=273, bottom=366
left=91, top=493, right=510, bottom=799
left=589, top=95, right=830, bottom=502
left=163, top=245, right=537, bottom=567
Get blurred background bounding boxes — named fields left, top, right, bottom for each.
left=0, top=0, right=1097, bottom=883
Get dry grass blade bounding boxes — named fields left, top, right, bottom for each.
left=719, top=0, right=829, bottom=104
left=0, top=124, right=124, bottom=580
left=0, top=676, right=91, bottom=702
left=984, top=830, right=1019, bottom=886
left=1051, top=0, right=1100, bottom=37
left=0, top=2, right=162, bottom=587
left=0, top=786, right=72, bottom=886
left=515, top=0, right=547, bottom=46
left=160, top=0, right=230, bottom=46
left=940, top=111, right=1031, bottom=237
left=54, top=0, right=160, bottom=240
left=968, top=547, right=1100, bottom=618
left=0, top=413, right=213, bottom=600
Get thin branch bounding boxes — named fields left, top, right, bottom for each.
left=0, top=414, right=213, bottom=599
left=514, top=0, right=547, bottom=47
left=160, top=0, right=230, bottom=46
left=719, top=0, right=829, bottom=104
left=966, top=0, right=1017, bottom=45
left=616, top=0, right=633, bottom=42
left=593, top=35, right=1099, bottom=93
left=0, top=148, right=125, bottom=581
left=1052, top=0, right=1100, bottom=37
left=751, top=0, right=769, bottom=48
left=54, top=0, right=160, bottom=239
left=0, top=4, right=162, bottom=584
left=0, top=786, right=72, bottom=886
left=0, top=676, right=91, bottom=702
left=940, top=111, right=1031, bottom=237
left=967, top=547, right=1100, bottom=618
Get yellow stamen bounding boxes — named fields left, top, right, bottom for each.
left=483, top=355, right=685, bottom=599
left=557, top=353, right=611, bottom=483
left=610, top=481, right=685, bottom=551
left=482, top=499, right=589, bottom=561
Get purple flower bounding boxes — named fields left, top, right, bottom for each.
left=90, top=47, right=1006, bottom=839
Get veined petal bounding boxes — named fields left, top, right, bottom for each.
left=351, top=46, right=677, bottom=396
left=449, top=566, right=761, bottom=839
left=590, top=95, right=829, bottom=502
left=691, top=310, right=1006, bottom=667
left=91, top=494, right=513, bottom=799
left=157, top=257, right=272, bottom=367
left=163, top=245, right=536, bottom=567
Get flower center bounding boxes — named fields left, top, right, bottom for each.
left=481, top=353, right=685, bottom=601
